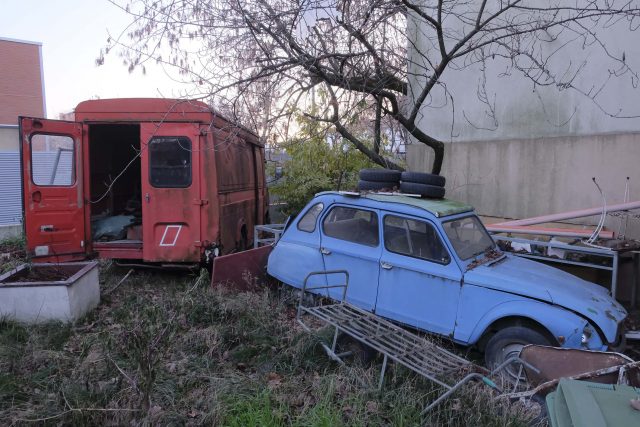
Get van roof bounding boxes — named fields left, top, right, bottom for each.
left=74, top=98, right=260, bottom=142
left=318, top=191, right=474, bottom=218
left=76, top=98, right=211, bottom=119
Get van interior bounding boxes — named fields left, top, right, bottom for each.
left=88, top=124, right=142, bottom=244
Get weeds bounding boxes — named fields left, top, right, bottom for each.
left=0, top=234, right=26, bottom=275
left=0, top=265, right=541, bottom=425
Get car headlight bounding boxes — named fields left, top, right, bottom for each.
left=581, top=326, right=593, bottom=345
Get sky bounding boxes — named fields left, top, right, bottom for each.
left=1, top=0, right=188, bottom=118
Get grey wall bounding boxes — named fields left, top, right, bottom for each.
left=407, top=133, right=640, bottom=238
left=407, top=1, right=640, bottom=143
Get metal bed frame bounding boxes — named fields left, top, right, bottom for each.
left=295, top=270, right=538, bottom=413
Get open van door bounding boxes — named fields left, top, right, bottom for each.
left=20, top=117, right=87, bottom=261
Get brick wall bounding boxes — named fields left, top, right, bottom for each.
left=0, top=39, right=44, bottom=125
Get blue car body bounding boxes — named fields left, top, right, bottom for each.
left=267, top=192, right=627, bottom=352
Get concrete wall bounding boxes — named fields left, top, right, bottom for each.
left=0, top=126, right=18, bottom=151
left=0, top=225, right=21, bottom=240
left=407, top=1, right=640, bottom=143
left=407, top=132, right=640, bottom=239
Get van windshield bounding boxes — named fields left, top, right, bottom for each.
left=442, top=216, right=495, bottom=260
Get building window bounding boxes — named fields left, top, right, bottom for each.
left=322, top=206, right=379, bottom=246
left=149, top=136, right=192, bottom=188
left=30, top=134, right=75, bottom=186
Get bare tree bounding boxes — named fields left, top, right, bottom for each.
left=104, top=0, right=640, bottom=174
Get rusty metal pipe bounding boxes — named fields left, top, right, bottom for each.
left=495, top=200, right=640, bottom=227
left=485, top=225, right=614, bottom=239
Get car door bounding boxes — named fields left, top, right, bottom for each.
left=320, top=205, right=382, bottom=310
left=375, top=213, right=462, bottom=337
left=267, top=201, right=328, bottom=290
left=140, top=122, right=201, bottom=262
left=20, top=117, right=87, bottom=260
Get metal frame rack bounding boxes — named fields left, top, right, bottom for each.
left=253, top=223, right=286, bottom=248
left=296, top=270, right=537, bottom=413
left=493, top=235, right=622, bottom=297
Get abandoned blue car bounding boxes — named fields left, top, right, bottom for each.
left=267, top=192, right=628, bottom=367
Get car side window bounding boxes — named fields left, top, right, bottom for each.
left=297, top=203, right=324, bottom=232
left=384, top=215, right=450, bottom=264
left=322, top=206, right=379, bottom=247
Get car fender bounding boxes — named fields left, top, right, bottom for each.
left=464, top=299, right=600, bottom=349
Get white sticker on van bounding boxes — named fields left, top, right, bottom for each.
left=159, top=225, right=182, bottom=247
left=34, top=245, right=49, bottom=256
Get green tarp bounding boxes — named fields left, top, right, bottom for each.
left=547, top=379, right=640, bottom=427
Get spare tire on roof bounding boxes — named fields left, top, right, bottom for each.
left=358, top=179, right=398, bottom=192
left=400, top=181, right=445, bottom=199
left=401, top=171, right=446, bottom=187
left=359, top=168, right=401, bottom=182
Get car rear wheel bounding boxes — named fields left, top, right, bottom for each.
left=359, top=168, right=401, bottom=182
left=358, top=179, right=398, bottom=192
left=401, top=171, right=446, bottom=187
left=399, top=181, right=445, bottom=198
left=484, top=326, right=552, bottom=381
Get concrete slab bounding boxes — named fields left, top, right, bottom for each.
left=0, top=261, right=100, bottom=323
left=0, top=224, right=21, bottom=240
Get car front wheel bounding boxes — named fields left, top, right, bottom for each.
left=484, top=326, right=552, bottom=380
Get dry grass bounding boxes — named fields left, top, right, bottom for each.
left=0, top=235, right=26, bottom=275
left=0, top=260, right=543, bottom=426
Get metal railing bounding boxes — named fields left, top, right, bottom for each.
left=295, top=270, right=538, bottom=414
left=492, top=235, right=621, bottom=298
left=253, top=223, right=286, bottom=248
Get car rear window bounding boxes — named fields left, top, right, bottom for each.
left=297, top=203, right=324, bottom=232
left=322, top=206, right=379, bottom=247
left=30, top=134, right=75, bottom=186
left=384, top=215, right=450, bottom=264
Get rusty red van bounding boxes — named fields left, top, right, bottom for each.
left=20, top=98, right=268, bottom=268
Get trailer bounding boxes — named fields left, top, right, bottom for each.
left=20, top=98, right=268, bottom=268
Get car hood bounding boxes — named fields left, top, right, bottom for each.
left=463, top=255, right=627, bottom=343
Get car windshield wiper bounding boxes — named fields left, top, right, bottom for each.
left=465, top=248, right=504, bottom=271
left=470, top=245, right=493, bottom=259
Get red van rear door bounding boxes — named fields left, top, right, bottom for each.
left=140, top=122, right=202, bottom=262
left=20, top=117, right=87, bottom=260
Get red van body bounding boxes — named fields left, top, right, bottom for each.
left=20, top=98, right=268, bottom=266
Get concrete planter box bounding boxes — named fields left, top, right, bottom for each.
left=0, top=262, right=100, bottom=323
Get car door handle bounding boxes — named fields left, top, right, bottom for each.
left=380, top=262, right=393, bottom=270
left=320, top=247, right=331, bottom=255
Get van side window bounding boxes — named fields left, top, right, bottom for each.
left=30, top=134, right=75, bottom=186
left=384, top=215, right=450, bottom=264
left=297, top=203, right=324, bottom=232
left=322, top=206, right=379, bottom=247
left=149, top=136, right=192, bottom=188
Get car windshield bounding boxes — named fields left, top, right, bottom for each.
left=442, top=216, right=495, bottom=260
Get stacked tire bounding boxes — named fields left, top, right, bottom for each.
left=357, top=168, right=446, bottom=199
left=400, top=171, right=446, bottom=199
left=358, top=169, right=401, bottom=192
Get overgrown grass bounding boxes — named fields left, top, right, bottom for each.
left=0, top=234, right=26, bottom=274
left=0, top=262, right=543, bottom=425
